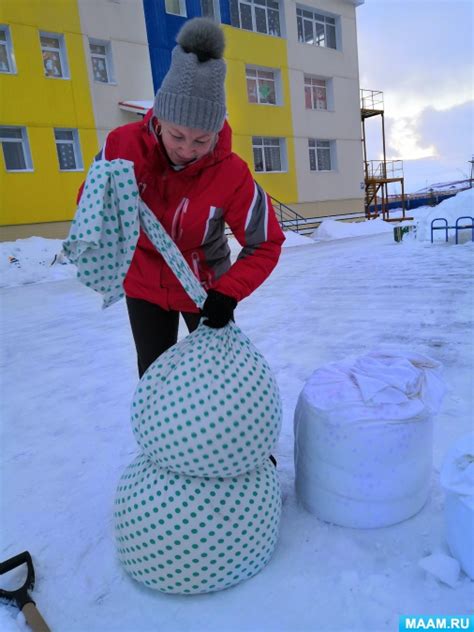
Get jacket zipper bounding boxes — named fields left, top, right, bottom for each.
left=191, top=251, right=213, bottom=290
left=171, top=197, right=189, bottom=242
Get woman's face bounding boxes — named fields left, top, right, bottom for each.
left=159, top=121, right=217, bottom=166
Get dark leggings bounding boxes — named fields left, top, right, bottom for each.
left=126, top=296, right=201, bottom=378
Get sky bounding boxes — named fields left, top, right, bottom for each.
left=357, top=0, right=474, bottom=193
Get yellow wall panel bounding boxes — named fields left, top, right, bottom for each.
left=223, top=26, right=298, bottom=205
left=0, top=126, right=96, bottom=224
left=233, top=133, right=297, bottom=205
left=0, top=1, right=82, bottom=33
left=0, top=0, right=98, bottom=226
left=1, top=26, right=94, bottom=128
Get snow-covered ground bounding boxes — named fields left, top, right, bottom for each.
left=1, top=192, right=473, bottom=631
left=415, top=180, right=471, bottom=195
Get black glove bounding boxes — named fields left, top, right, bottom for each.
left=201, top=290, right=237, bottom=329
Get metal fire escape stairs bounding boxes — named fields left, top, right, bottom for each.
left=361, top=90, right=411, bottom=221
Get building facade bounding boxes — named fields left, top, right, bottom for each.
left=146, top=0, right=365, bottom=217
left=0, top=0, right=364, bottom=238
left=77, top=0, right=153, bottom=148
left=0, top=0, right=98, bottom=235
left=0, top=0, right=153, bottom=239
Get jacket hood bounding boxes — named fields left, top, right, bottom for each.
left=142, top=108, right=232, bottom=176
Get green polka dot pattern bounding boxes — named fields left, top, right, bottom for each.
left=62, top=159, right=140, bottom=308
left=139, top=201, right=207, bottom=309
left=131, top=321, right=282, bottom=477
left=114, top=453, right=281, bottom=594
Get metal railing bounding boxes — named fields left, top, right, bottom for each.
left=365, top=160, right=404, bottom=179
left=270, top=196, right=306, bottom=233
left=360, top=89, right=384, bottom=111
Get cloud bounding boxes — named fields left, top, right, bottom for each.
left=362, top=100, right=474, bottom=192
left=417, top=100, right=473, bottom=163
left=357, top=0, right=474, bottom=191
left=386, top=115, right=437, bottom=160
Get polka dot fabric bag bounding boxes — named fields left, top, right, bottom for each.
left=120, top=181, right=282, bottom=593
left=115, top=454, right=281, bottom=594
left=131, top=322, right=282, bottom=478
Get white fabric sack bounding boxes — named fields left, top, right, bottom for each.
left=115, top=453, right=281, bottom=594
left=131, top=320, right=282, bottom=477
left=440, top=433, right=474, bottom=578
left=294, top=349, right=445, bottom=528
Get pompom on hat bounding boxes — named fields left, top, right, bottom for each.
left=154, top=18, right=227, bottom=133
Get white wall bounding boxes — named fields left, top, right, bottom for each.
left=284, top=0, right=364, bottom=205
left=78, top=0, right=154, bottom=143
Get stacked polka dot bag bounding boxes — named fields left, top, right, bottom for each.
left=64, top=160, right=283, bottom=594
left=116, top=197, right=282, bottom=594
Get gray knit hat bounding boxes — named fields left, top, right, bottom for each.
left=154, top=18, right=227, bottom=133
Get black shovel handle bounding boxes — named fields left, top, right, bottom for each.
left=0, top=551, right=51, bottom=631
left=0, top=550, right=35, bottom=608
left=0, top=550, right=35, bottom=580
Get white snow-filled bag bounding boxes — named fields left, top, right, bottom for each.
left=115, top=454, right=281, bottom=594
left=294, top=349, right=445, bottom=528
left=131, top=321, right=282, bottom=477
left=440, top=433, right=474, bottom=579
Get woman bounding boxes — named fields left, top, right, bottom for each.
left=92, top=18, right=285, bottom=377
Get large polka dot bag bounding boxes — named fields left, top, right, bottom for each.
left=115, top=455, right=281, bottom=594
left=112, top=172, right=281, bottom=594
left=130, top=321, right=282, bottom=478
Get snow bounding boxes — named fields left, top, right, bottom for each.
left=415, top=188, right=474, bottom=242
left=311, top=189, right=474, bottom=246
left=0, top=232, right=311, bottom=291
left=1, top=202, right=474, bottom=630
left=418, top=553, right=461, bottom=589
left=312, top=217, right=393, bottom=241
left=0, top=237, right=75, bottom=289
left=281, top=230, right=314, bottom=247
left=415, top=180, right=471, bottom=194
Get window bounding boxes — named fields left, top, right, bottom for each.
left=308, top=139, right=334, bottom=171
left=201, top=0, right=220, bottom=20
left=304, top=76, right=327, bottom=110
left=253, top=137, right=285, bottom=172
left=0, top=26, right=16, bottom=73
left=230, top=0, right=281, bottom=37
left=0, top=127, right=33, bottom=171
left=246, top=67, right=280, bottom=105
left=54, top=129, right=83, bottom=171
left=297, top=7, right=337, bottom=49
left=165, top=0, right=187, bottom=16
left=40, top=32, right=69, bottom=78
left=89, top=40, right=115, bottom=83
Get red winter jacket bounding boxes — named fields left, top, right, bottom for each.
left=85, top=110, right=285, bottom=313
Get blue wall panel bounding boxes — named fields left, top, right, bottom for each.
left=369, top=192, right=458, bottom=215
left=219, top=0, right=231, bottom=24
left=143, top=0, right=231, bottom=91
